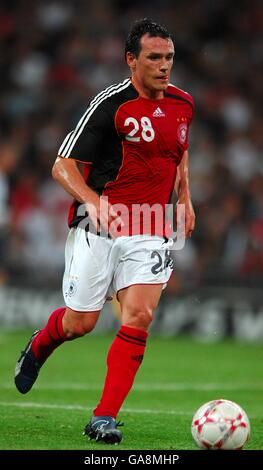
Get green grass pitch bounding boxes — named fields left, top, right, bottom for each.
left=0, top=330, right=262, bottom=450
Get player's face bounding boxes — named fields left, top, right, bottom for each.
left=128, top=34, right=174, bottom=99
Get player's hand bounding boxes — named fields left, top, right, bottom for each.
left=176, top=196, right=195, bottom=238
left=86, top=196, right=124, bottom=238
left=100, top=196, right=124, bottom=238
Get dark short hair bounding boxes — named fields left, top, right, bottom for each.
left=125, top=18, right=173, bottom=59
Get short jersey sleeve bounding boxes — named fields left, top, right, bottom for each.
left=57, top=102, right=112, bottom=164
left=185, top=95, right=194, bottom=147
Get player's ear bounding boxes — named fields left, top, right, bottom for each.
left=126, top=52, right=137, bottom=70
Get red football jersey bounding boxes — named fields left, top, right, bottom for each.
left=58, top=78, right=194, bottom=235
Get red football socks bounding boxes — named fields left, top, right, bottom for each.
left=94, top=325, right=148, bottom=418
left=31, top=307, right=67, bottom=366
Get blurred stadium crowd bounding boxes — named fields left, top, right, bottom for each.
left=0, top=0, right=262, bottom=290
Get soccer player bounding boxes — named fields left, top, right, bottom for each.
left=14, top=18, right=195, bottom=444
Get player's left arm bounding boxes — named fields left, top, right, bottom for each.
left=175, top=150, right=195, bottom=238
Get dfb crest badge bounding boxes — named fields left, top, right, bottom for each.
left=177, top=123, right=187, bottom=144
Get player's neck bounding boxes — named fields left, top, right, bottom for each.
left=131, top=76, right=164, bottom=100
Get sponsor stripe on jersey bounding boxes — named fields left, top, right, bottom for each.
left=88, top=78, right=130, bottom=107
left=64, top=78, right=131, bottom=157
left=58, top=130, right=74, bottom=157
left=60, top=78, right=131, bottom=158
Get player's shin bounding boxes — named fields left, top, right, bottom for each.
left=93, top=325, right=148, bottom=418
left=31, top=307, right=68, bottom=366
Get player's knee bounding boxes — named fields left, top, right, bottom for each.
left=123, top=306, right=153, bottom=330
left=63, top=308, right=99, bottom=339
left=64, top=320, right=96, bottom=339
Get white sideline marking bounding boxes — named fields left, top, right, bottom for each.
left=0, top=401, right=191, bottom=416
left=2, top=382, right=263, bottom=391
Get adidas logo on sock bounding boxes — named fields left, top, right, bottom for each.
left=131, top=354, right=144, bottom=363
left=153, top=107, right=165, bottom=117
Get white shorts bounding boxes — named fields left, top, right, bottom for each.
left=62, top=227, right=174, bottom=311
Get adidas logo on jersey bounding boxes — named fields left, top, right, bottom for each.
left=153, top=107, right=165, bottom=117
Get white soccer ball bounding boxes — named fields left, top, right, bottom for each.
left=191, top=399, right=251, bottom=450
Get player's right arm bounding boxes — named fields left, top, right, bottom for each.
left=52, top=157, right=96, bottom=205
left=52, top=157, right=120, bottom=234
left=52, top=94, right=123, bottom=234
